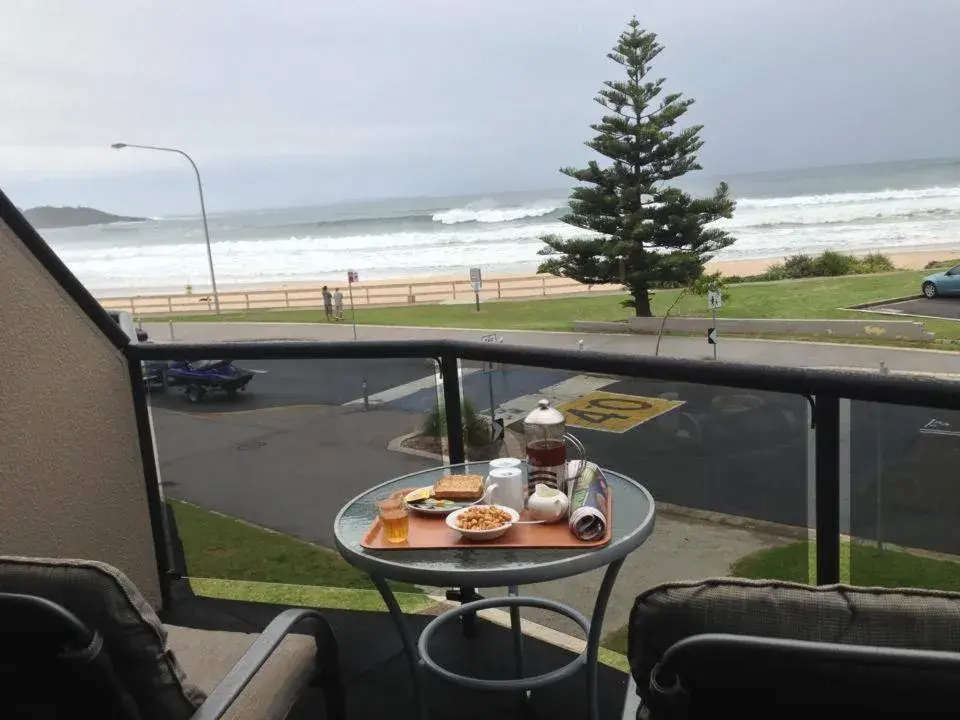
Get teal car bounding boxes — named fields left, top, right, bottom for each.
left=921, top=264, right=960, bottom=298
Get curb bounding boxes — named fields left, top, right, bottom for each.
left=848, top=295, right=923, bottom=309
left=657, top=502, right=807, bottom=540
left=387, top=431, right=445, bottom=460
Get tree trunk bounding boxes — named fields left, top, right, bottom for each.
left=632, top=287, right=652, bottom=317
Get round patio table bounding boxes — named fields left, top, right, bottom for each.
left=333, top=461, right=655, bottom=720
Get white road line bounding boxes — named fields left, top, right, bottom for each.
left=342, top=367, right=481, bottom=406
left=496, top=375, right=619, bottom=425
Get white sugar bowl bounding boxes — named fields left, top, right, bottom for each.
left=527, top=483, right=570, bottom=523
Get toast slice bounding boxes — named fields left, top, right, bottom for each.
left=433, top=474, right=485, bottom=501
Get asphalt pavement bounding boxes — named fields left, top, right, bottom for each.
left=867, top=296, right=960, bottom=321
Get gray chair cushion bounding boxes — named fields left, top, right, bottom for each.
left=0, top=555, right=205, bottom=720
left=628, top=577, right=960, bottom=703
left=166, top=625, right=317, bottom=720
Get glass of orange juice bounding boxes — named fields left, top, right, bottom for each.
left=378, top=491, right=409, bottom=544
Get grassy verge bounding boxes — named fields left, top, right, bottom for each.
left=731, top=539, right=960, bottom=590
left=170, top=499, right=422, bottom=596
left=156, top=268, right=960, bottom=343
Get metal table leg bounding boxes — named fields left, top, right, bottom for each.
left=445, top=586, right=483, bottom=637
left=586, top=559, right=625, bottom=720
left=371, top=575, right=428, bottom=720
left=508, top=585, right=531, bottom=705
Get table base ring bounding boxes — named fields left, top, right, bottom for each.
left=417, top=595, right=591, bottom=692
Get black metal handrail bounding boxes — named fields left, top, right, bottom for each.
left=130, top=340, right=960, bottom=411
left=126, top=338, right=960, bottom=593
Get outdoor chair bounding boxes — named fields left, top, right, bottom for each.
left=0, top=555, right=345, bottom=720
left=623, top=578, right=960, bottom=719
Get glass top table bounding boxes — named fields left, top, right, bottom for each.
left=334, top=461, right=655, bottom=588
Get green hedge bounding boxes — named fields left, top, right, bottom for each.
left=727, top=251, right=896, bottom=284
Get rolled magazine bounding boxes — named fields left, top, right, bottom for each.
left=567, top=461, right=609, bottom=541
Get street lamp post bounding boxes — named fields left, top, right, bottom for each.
left=111, top=142, right=220, bottom=314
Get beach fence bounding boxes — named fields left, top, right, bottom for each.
left=97, top=273, right=622, bottom=316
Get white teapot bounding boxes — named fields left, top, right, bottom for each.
left=527, top=483, right=570, bottom=523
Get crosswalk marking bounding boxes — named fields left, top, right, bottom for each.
left=342, top=368, right=481, bottom=406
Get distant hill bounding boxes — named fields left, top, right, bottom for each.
left=22, top=206, right=146, bottom=229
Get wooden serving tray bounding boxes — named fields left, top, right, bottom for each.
left=360, top=488, right=612, bottom=550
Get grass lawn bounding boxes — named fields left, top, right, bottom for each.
left=170, top=499, right=424, bottom=603
left=731, top=539, right=960, bottom=590
left=600, top=538, right=960, bottom=657
left=159, top=268, right=960, bottom=344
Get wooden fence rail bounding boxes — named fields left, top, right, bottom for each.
left=97, top=274, right=620, bottom=316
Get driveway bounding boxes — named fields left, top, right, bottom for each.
left=866, top=296, right=960, bottom=321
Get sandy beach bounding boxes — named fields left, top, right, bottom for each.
left=97, top=247, right=960, bottom=316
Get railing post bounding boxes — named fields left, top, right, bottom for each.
left=541, top=277, right=547, bottom=296
left=497, top=280, right=502, bottom=299
left=124, top=353, right=177, bottom=605
left=284, top=290, right=290, bottom=308
left=439, top=353, right=465, bottom=464
left=245, top=293, right=251, bottom=310
left=451, top=282, right=457, bottom=299
left=167, top=296, right=174, bottom=313
left=814, top=394, right=841, bottom=585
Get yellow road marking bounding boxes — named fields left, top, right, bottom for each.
left=558, top=391, right=684, bottom=434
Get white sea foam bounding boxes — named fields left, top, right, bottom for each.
left=432, top=204, right=560, bottom=224
left=47, top=179, right=960, bottom=293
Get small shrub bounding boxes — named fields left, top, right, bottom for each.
left=757, top=250, right=895, bottom=281
left=422, top=399, right=491, bottom=447
left=761, top=263, right=789, bottom=281
left=924, top=258, right=960, bottom=270
left=810, top=250, right=857, bottom=277
left=782, top=253, right=816, bottom=278
left=855, top=252, right=895, bottom=274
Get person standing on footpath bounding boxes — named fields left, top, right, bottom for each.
left=333, top=287, right=344, bottom=321
left=322, top=285, right=333, bottom=321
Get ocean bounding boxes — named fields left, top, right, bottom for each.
left=45, top=157, right=960, bottom=297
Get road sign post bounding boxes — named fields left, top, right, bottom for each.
left=707, top=289, right=722, bottom=359
left=470, top=268, right=482, bottom=313
left=347, top=270, right=359, bottom=341
left=481, top=333, right=499, bottom=440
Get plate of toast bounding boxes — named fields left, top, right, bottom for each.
left=404, top=473, right=486, bottom=516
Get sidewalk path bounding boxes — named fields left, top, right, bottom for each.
left=145, top=320, right=960, bottom=375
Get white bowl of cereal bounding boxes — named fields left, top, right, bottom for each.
left=446, top=504, right=520, bottom=541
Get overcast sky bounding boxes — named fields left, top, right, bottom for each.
left=2, top=0, right=959, bottom=214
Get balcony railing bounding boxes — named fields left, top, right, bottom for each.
left=127, top=338, right=960, bottom=602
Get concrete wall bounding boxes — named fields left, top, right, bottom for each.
left=0, top=220, right=161, bottom=607
left=575, top=316, right=933, bottom=341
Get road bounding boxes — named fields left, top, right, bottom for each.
left=149, top=335, right=960, bottom=558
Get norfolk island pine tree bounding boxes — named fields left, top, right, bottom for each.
left=538, top=18, right=737, bottom=317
